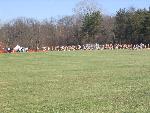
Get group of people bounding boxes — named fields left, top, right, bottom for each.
left=0, top=43, right=150, bottom=53
left=39, top=43, right=150, bottom=51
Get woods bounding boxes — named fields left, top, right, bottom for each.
left=114, top=7, right=150, bottom=45
left=0, top=1, right=150, bottom=49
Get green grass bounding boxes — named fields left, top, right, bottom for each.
left=0, top=50, right=150, bottom=113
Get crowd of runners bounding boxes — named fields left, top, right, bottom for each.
left=40, top=43, right=150, bottom=51
left=0, top=43, right=150, bottom=53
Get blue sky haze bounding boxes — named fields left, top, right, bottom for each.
left=0, top=0, right=149, bottom=22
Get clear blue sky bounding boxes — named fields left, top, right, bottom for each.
left=0, top=0, right=150, bottom=22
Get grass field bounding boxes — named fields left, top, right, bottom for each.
left=0, top=50, right=150, bottom=113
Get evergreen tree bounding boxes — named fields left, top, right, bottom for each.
left=81, top=11, right=102, bottom=44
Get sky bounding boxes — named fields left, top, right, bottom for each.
left=0, top=0, right=150, bottom=22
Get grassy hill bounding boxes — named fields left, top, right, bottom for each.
left=0, top=50, right=150, bottom=113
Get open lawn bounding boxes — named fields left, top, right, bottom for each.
left=0, top=50, right=150, bottom=113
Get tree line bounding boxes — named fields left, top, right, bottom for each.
left=0, top=1, right=150, bottom=49
left=114, top=7, right=150, bottom=45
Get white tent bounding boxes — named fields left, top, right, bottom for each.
left=14, top=45, right=21, bottom=52
left=13, top=45, right=28, bottom=52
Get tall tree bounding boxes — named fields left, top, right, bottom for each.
left=81, top=11, right=102, bottom=44
left=114, top=8, right=128, bottom=44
